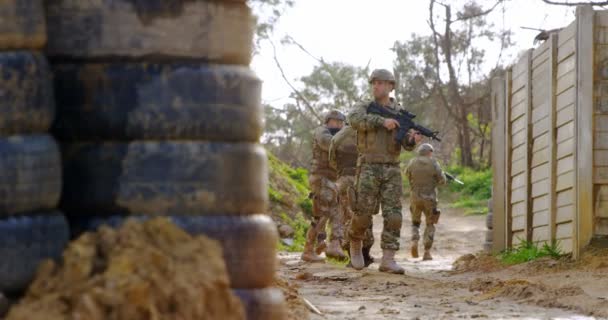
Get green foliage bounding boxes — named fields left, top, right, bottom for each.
left=500, top=240, right=563, bottom=265
left=268, top=187, right=284, bottom=202
left=326, top=257, right=349, bottom=267
left=298, top=198, right=313, bottom=219
left=277, top=212, right=308, bottom=252
left=442, top=165, right=492, bottom=215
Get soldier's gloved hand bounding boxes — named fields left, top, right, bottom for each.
left=383, top=119, right=400, bottom=130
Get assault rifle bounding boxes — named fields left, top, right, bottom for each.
left=367, top=102, right=441, bottom=142
left=445, top=172, right=464, bottom=185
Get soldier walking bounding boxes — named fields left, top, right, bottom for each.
left=405, top=143, right=447, bottom=261
left=301, top=110, right=349, bottom=262
left=347, top=69, right=422, bottom=273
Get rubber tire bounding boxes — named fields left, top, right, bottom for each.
left=52, top=63, right=262, bottom=142
left=69, top=214, right=279, bottom=289
left=233, top=288, right=287, bottom=320
left=0, top=1, right=46, bottom=50
left=486, top=212, right=493, bottom=230
left=45, top=1, right=254, bottom=64
left=0, top=52, right=54, bottom=134
left=60, top=141, right=268, bottom=216
left=0, top=135, right=61, bottom=216
left=0, top=212, right=70, bottom=293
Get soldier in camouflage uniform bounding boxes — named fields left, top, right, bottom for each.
left=329, top=125, right=376, bottom=267
left=301, top=110, right=348, bottom=262
left=405, top=143, right=447, bottom=261
left=347, top=69, right=422, bottom=273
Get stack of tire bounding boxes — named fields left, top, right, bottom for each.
left=485, top=197, right=494, bottom=252
left=45, top=1, right=285, bottom=319
left=0, top=0, right=70, bottom=303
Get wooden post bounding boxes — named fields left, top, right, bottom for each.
left=549, top=34, right=558, bottom=245
left=491, top=76, right=507, bottom=253
left=505, top=69, right=513, bottom=248
left=575, top=5, right=594, bottom=259
left=525, top=49, right=534, bottom=244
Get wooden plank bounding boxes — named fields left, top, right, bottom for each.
left=532, top=62, right=550, bottom=82
left=595, top=132, right=608, bottom=149
left=511, top=186, right=526, bottom=203
left=512, top=144, right=526, bottom=161
left=532, top=117, right=549, bottom=138
left=595, top=11, right=608, bottom=29
left=532, top=149, right=549, bottom=168
left=556, top=54, right=575, bottom=78
left=511, top=158, right=526, bottom=176
left=511, top=102, right=526, bottom=121
left=556, top=104, right=575, bottom=127
left=556, top=121, right=575, bottom=143
left=512, top=202, right=526, bottom=217
left=532, top=105, right=549, bottom=123
left=594, top=150, right=608, bottom=166
left=595, top=114, right=608, bottom=131
left=534, top=210, right=550, bottom=227
left=512, top=172, right=526, bottom=189
left=512, top=129, right=527, bottom=148
left=596, top=199, right=608, bottom=218
left=532, top=181, right=550, bottom=198
left=559, top=21, right=577, bottom=46
left=558, top=37, right=576, bottom=62
left=556, top=171, right=575, bottom=191
left=594, top=218, right=608, bottom=235
left=556, top=87, right=575, bottom=111
left=557, top=238, right=573, bottom=253
left=557, top=189, right=574, bottom=207
left=556, top=222, right=574, bottom=239
left=557, top=137, right=575, bottom=159
left=533, top=194, right=550, bottom=212
left=533, top=132, right=549, bottom=152
left=557, top=155, right=574, bottom=175
left=557, top=205, right=575, bottom=223
left=513, top=215, right=526, bottom=231
left=512, top=231, right=527, bottom=244
left=512, top=87, right=527, bottom=106
left=513, top=53, right=530, bottom=78
left=556, top=70, right=575, bottom=95
left=548, top=34, right=558, bottom=247
left=511, top=116, right=527, bottom=133
left=533, top=225, right=551, bottom=242
left=491, top=76, right=507, bottom=254
left=524, top=50, right=534, bottom=244
left=512, top=74, right=527, bottom=92
left=533, top=40, right=551, bottom=60
left=595, top=167, right=608, bottom=182
left=531, top=163, right=549, bottom=182
left=532, top=89, right=550, bottom=109
left=575, top=5, right=594, bottom=259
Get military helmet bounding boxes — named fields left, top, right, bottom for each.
left=324, top=110, right=346, bottom=123
left=368, top=69, right=396, bottom=84
left=417, top=143, right=434, bottom=155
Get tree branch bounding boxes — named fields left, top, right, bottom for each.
left=270, top=39, right=322, bottom=122
left=452, top=0, right=504, bottom=22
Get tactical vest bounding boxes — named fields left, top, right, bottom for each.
left=336, top=139, right=358, bottom=176
left=356, top=102, right=403, bottom=164
left=311, top=127, right=337, bottom=179
left=408, top=156, right=439, bottom=195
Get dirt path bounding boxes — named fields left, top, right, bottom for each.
left=278, top=207, right=599, bottom=319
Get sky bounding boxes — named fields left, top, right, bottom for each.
left=251, top=0, right=580, bottom=107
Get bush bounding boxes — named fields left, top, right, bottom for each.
left=500, top=240, right=563, bottom=265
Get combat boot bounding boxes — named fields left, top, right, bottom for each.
left=301, top=243, right=325, bottom=262
left=379, top=249, right=405, bottom=274
left=411, top=241, right=419, bottom=258
left=326, top=239, right=348, bottom=260
left=349, top=240, right=365, bottom=270
left=362, top=246, right=375, bottom=267
left=423, top=250, right=433, bottom=261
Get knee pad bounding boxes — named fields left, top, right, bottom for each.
left=385, top=213, right=402, bottom=230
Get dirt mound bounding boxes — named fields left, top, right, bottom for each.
left=275, top=277, right=309, bottom=320
left=452, top=253, right=503, bottom=273
left=6, top=217, right=245, bottom=320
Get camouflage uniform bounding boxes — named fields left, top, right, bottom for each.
left=405, top=150, right=447, bottom=251
left=328, top=126, right=375, bottom=253
left=309, top=126, right=342, bottom=243
left=348, top=98, right=416, bottom=251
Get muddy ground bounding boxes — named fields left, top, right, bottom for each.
left=278, top=206, right=608, bottom=319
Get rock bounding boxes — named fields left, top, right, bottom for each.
left=278, top=224, right=295, bottom=238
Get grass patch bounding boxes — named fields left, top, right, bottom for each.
left=499, top=240, right=563, bottom=265
left=326, top=256, right=349, bottom=267
left=277, top=212, right=308, bottom=252
left=441, top=165, right=492, bottom=215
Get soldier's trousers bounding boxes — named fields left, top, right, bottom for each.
left=309, top=174, right=342, bottom=241
left=337, top=175, right=374, bottom=251
left=349, top=163, right=403, bottom=251
left=410, top=197, right=436, bottom=250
